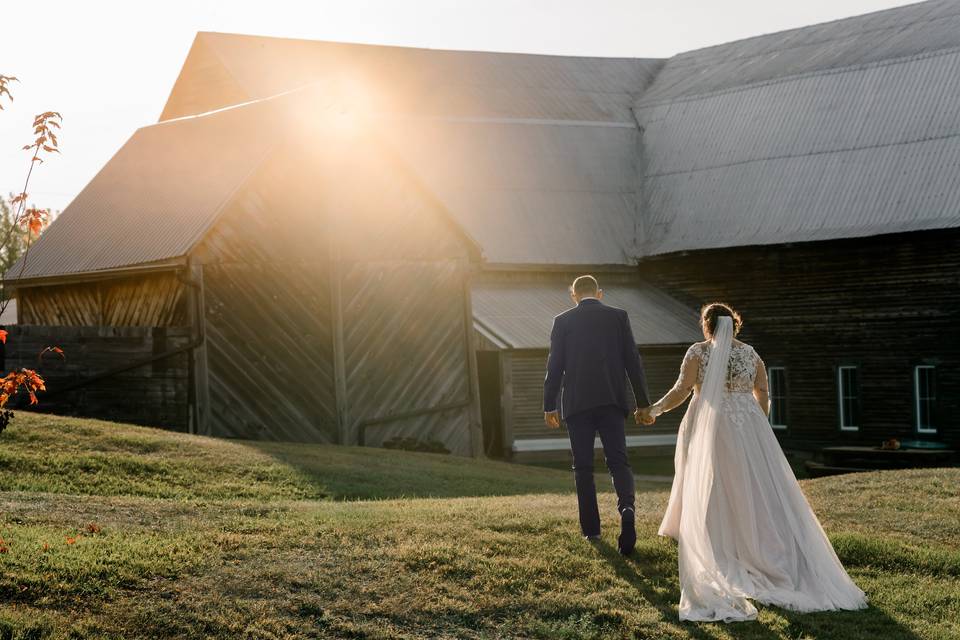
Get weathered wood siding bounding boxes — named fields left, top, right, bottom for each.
left=3, top=325, right=191, bottom=429
left=192, top=146, right=338, bottom=442
left=328, top=141, right=480, bottom=456
left=17, top=272, right=187, bottom=327
left=200, top=261, right=337, bottom=441
left=191, top=140, right=481, bottom=454
left=342, top=259, right=474, bottom=454
left=506, top=346, right=687, bottom=443
left=638, top=229, right=960, bottom=449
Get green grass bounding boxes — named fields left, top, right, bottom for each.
left=0, top=412, right=578, bottom=501
left=0, top=411, right=958, bottom=639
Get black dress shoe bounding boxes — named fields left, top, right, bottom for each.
left=617, top=508, right=636, bottom=555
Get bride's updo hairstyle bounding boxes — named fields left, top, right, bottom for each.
left=701, top=302, right=743, bottom=339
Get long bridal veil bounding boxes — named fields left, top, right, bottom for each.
left=673, top=316, right=758, bottom=620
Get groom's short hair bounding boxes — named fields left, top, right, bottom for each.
left=571, top=275, right=599, bottom=297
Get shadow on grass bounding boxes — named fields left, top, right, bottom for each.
left=594, top=539, right=720, bottom=640
left=595, top=540, right=923, bottom=640
left=236, top=439, right=580, bottom=501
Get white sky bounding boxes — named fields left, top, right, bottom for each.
left=1, top=0, right=920, bottom=213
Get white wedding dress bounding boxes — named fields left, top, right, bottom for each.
left=652, top=317, right=868, bottom=622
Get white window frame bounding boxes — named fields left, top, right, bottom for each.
left=838, top=366, right=859, bottom=431
left=914, top=365, right=936, bottom=434
left=767, top=366, right=787, bottom=430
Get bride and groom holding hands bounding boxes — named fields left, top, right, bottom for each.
left=542, top=275, right=868, bottom=622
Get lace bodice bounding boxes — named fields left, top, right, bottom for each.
left=684, top=341, right=759, bottom=393
left=649, top=339, right=768, bottom=419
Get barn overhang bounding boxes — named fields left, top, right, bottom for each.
left=2, top=258, right=187, bottom=292
left=470, top=280, right=701, bottom=350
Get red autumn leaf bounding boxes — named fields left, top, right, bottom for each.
left=0, top=367, right=47, bottom=407
left=39, top=345, right=65, bottom=361
left=22, top=208, right=49, bottom=236
left=65, top=537, right=77, bottom=545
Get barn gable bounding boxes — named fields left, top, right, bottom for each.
left=158, top=33, right=251, bottom=122
left=153, top=32, right=664, bottom=267
left=154, top=99, right=483, bottom=452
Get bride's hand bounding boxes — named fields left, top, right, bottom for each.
left=635, top=406, right=656, bottom=426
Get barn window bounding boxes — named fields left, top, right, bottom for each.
left=838, top=366, right=860, bottom=431
left=767, top=367, right=787, bottom=429
left=914, top=366, right=936, bottom=434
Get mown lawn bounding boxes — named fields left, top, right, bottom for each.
left=0, top=412, right=958, bottom=639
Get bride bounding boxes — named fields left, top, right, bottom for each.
left=644, top=303, right=868, bottom=622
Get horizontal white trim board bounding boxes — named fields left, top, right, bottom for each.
left=513, top=434, right=678, bottom=452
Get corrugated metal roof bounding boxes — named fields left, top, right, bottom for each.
left=163, top=32, right=663, bottom=124
left=635, top=0, right=960, bottom=256
left=4, top=97, right=285, bottom=281
left=472, top=281, right=701, bottom=349
left=637, top=0, right=960, bottom=106
left=383, top=118, right=640, bottom=265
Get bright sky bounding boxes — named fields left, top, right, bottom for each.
left=2, top=0, right=920, bottom=214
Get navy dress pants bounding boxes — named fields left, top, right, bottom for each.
left=565, top=404, right=635, bottom=536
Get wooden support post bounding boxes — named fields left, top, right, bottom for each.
left=190, top=260, right=211, bottom=436
left=329, top=245, right=350, bottom=445
left=461, top=265, right=485, bottom=458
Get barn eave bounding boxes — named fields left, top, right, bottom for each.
left=2, top=258, right=187, bottom=291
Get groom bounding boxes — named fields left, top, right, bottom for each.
left=543, top=275, right=653, bottom=555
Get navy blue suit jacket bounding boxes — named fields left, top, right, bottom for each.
left=543, top=299, right=650, bottom=420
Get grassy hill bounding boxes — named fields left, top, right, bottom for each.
left=0, top=412, right=958, bottom=639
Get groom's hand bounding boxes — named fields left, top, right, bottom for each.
left=544, top=411, right=561, bottom=429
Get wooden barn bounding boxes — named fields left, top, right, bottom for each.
left=5, top=0, right=959, bottom=460
left=3, top=89, right=486, bottom=455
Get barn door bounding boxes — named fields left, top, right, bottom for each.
left=199, top=261, right=338, bottom=442
left=336, top=259, right=477, bottom=454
